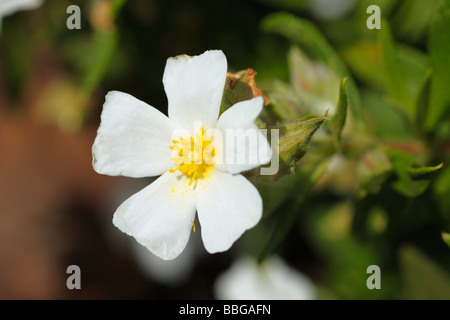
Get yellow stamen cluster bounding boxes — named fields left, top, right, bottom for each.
left=169, top=127, right=215, bottom=186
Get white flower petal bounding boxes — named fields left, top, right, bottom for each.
left=163, top=50, right=227, bottom=130
left=92, top=91, right=176, bottom=178
left=196, top=170, right=262, bottom=253
left=113, top=171, right=196, bottom=260
left=216, top=97, right=272, bottom=174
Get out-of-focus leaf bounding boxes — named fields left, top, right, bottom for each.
left=400, top=246, right=450, bottom=299
left=434, top=165, right=450, bottom=218
left=392, top=174, right=429, bottom=198
left=407, top=162, right=443, bottom=177
left=442, top=232, right=450, bottom=249
left=425, top=0, right=450, bottom=130
left=267, top=46, right=341, bottom=122
left=261, top=12, right=342, bottom=69
left=220, top=69, right=269, bottom=114
left=81, top=31, right=118, bottom=96
left=330, top=78, right=348, bottom=146
left=260, top=12, right=362, bottom=122
left=392, top=0, right=439, bottom=43
left=415, top=69, right=432, bottom=129
left=80, top=0, right=127, bottom=96
left=378, top=21, right=414, bottom=113
left=341, top=40, right=385, bottom=91
left=360, top=89, right=412, bottom=139
left=385, top=148, right=442, bottom=198
left=396, top=44, right=428, bottom=111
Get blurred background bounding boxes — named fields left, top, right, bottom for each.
left=0, top=0, right=449, bottom=299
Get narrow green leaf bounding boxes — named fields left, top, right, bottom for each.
left=392, top=0, right=439, bottom=43
left=341, top=40, right=386, bottom=90
left=111, top=0, right=127, bottom=17
left=425, top=0, right=450, bottom=130
left=434, top=165, right=450, bottom=218
left=407, top=162, right=443, bottom=177
left=81, top=31, right=118, bottom=96
left=360, top=89, right=412, bottom=138
left=415, top=68, right=432, bottom=129
left=385, top=148, right=441, bottom=197
left=80, top=0, right=126, bottom=97
left=330, top=78, right=348, bottom=146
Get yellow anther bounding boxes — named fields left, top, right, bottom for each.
left=169, top=127, right=215, bottom=186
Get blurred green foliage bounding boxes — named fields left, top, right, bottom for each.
left=1, top=0, right=450, bottom=299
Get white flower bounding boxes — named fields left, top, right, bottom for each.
left=0, top=0, right=43, bottom=30
left=214, top=256, right=316, bottom=300
left=130, top=235, right=199, bottom=286
left=92, top=50, right=272, bottom=260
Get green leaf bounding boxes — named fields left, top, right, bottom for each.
left=261, top=12, right=362, bottom=122
left=357, top=148, right=393, bottom=196
left=378, top=21, right=414, bottom=113
left=406, top=162, right=443, bottom=177
left=442, top=232, right=450, bottom=249
left=400, top=245, right=450, bottom=299
left=392, top=0, right=439, bottom=43
left=425, top=0, right=450, bottom=130
left=261, top=12, right=341, bottom=69
left=81, top=31, right=118, bottom=96
left=341, top=40, right=386, bottom=91
left=415, top=68, right=432, bottom=129
left=343, top=38, right=427, bottom=119
left=111, top=0, right=127, bottom=17
left=330, top=78, right=348, bottom=146
left=80, top=0, right=126, bottom=97
left=267, top=80, right=302, bottom=121
left=385, top=148, right=442, bottom=197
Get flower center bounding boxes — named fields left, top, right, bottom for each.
left=169, top=127, right=215, bottom=186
